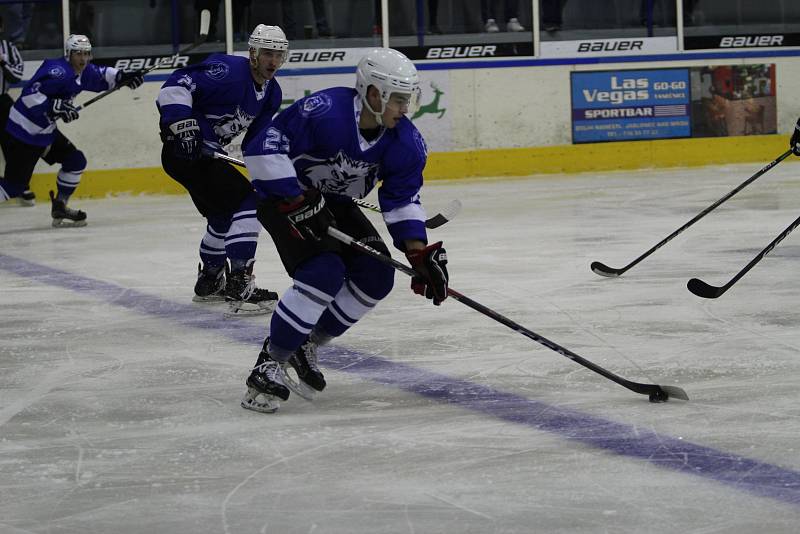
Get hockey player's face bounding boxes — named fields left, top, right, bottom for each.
left=251, top=49, right=284, bottom=82
left=69, top=51, right=91, bottom=73
left=382, top=93, right=414, bottom=128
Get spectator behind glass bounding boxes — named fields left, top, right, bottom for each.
left=481, top=0, right=525, bottom=33
left=4, top=1, right=34, bottom=48
left=373, top=1, right=441, bottom=35
left=541, top=0, right=566, bottom=32
left=275, top=0, right=332, bottom=39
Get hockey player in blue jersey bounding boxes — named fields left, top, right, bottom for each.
left=157, top=24, right=286, bottom=315
left=0, top=34, right=144, bottom=225
left=240, top=48, right=450, bottom=413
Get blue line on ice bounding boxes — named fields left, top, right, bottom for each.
left=3, top=252, right=799, bottom=507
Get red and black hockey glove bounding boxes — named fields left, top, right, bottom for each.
left=406, top=242, right=449, bottom=306
left=278, top=188, right=335, bottom=241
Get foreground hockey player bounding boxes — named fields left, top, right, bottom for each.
left=240, top=48, right=450, bottom=413
left=157, top=24, right=286, bottom=315
left=0, top=34, right=144, bottom=225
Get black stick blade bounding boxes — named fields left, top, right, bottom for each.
left=591, top=261, right=623, bottom=277
left=687, top=277, right=725, bottom=299
left=659, top=385, right=689, bottom=401
left=425, top=200, right=462, bottom=229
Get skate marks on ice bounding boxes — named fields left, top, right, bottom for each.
left=4, top=252, right=800, bottom=509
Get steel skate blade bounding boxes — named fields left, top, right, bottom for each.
left=52, top=219, right=88, bottom=228
left=224, top=301, right=276, bottom=318
left=280, top=366, right=317, bottom=401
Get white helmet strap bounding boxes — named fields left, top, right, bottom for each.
left=363, top=86, right=385, bottom=126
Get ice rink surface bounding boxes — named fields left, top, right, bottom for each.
left=3, top=161, right=800, bottom=533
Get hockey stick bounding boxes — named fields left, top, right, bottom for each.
left=72, top=9, right=212, bottom=114
left=205, top=150, right=462, bottom=229
left=687, top=212, right=800, bottom=299
left=591, top=149, right=793, bottom=278
left=327, top=226, right=688, bottom=403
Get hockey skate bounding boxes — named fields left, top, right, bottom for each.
left=192, top=261, right=228, bottom=302
left=50, top=190, right=87, bottom=227
left=283, top=338, right=326, bottom=400
left=224, top=264, right=278, bottom=316
left=241, top=339, right=291, bottom=413
left=19, top=190, right=35, bottom=207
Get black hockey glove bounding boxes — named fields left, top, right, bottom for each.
left=48, top=98, right=79, bottom=123
left=168, top=118, right=202, bottom=160
left=116, top=69, right=145, bottom=90
left=406, top=242, right=449, bottom=306
left=791, top=118, right=800, bottom=156
left=278, top=189, right=335, bottom=241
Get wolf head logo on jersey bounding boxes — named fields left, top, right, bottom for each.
left=300, top=150, right=379, bottom=199
left=213, top=107, right=256, bottom=145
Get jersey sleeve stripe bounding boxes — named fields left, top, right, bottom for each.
left=21, top=91, right=47, bottom=108
left=244, top=153, right=297, bottom=182
left=157, top=86, right=193, bottom=107
left=381, top=202, right=426, bottom=225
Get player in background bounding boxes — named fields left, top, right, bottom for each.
left=157, top=24, right=287, bottom=315
left=0, top=34, right=144, bottom=225
left=0, top=14, right=30, bottom=205
left=240, top=48, right=451, bottom=413
left=791, top=118, right=800, bottom=156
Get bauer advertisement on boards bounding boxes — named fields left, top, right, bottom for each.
left=570, top=68, right=691, bottom=143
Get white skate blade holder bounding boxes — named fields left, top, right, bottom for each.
left=241, top=387, right=281, bottom=413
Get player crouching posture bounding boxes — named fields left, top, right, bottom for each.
left=0, top=34, right=144, bottom=226
left=240, top=48, right=450, bottom=413
left=157, top=25, right=286, bottom=314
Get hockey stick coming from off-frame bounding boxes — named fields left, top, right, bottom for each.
left=71, top=9, right=212, bottom=115
left=687, top=212, right=800, bottom=299
left=327, top=226, right=688, bottom=403
left=591, top=149, right=793, bottom=278
left=206, top=150, right=462, bottom=229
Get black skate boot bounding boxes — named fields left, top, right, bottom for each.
left=241, top=338, right=291, bottom=413
left=192, top=261, right=228, bottom=302
left=50, top=190, right=87, bottom=227
left=224, top=263, right=278, bottom=316
left=286, top=338, right=326, bottom=398
left=19, top=190, right=35, bottom=207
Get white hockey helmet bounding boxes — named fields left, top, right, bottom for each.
left=356, top=48, right=421, bottom=123
left=248, top=24, right=289, bottom=65
left=64, top=34, right=92, bottom=57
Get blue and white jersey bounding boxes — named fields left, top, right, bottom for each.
left=244, top=86, right=429, bottom=249
left=6, top=57, right=117, bottom=146
left=156, top=54, right=282, bottom=152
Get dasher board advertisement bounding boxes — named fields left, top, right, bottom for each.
left=571, top=69, right=691, bottom=144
